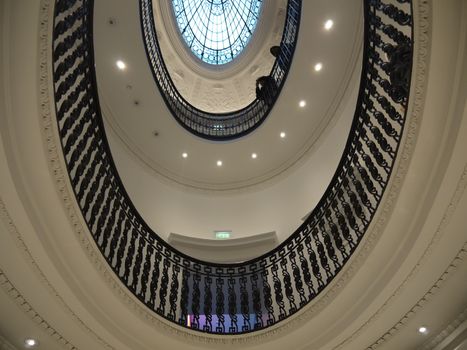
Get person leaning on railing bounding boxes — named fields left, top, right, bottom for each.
left=255, top=75, right=277, bottom=104
left=255, top=46, right=282, bottom=104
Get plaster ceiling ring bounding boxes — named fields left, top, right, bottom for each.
left=101, top=14, right=364, bottom=194
left=95, top=0, right=364, bottom=192
left=33, top=0, right=444, bottom=348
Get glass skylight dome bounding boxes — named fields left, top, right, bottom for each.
left=172, top=0, right=263, bottom=65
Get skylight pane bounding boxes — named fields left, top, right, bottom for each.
left=172, top=0, right=262, bottom=65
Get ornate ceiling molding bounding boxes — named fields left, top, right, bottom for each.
left=420, top=307, right=467, bottom=350
left=364, top=242, right=467, bottom=349
left=0, top=268, right=79, bottom=350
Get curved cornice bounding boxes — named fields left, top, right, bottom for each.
left=102, top=49, right=362, bottom=194
left=102, top=16, right=363, bottom=193
left=366, top=243, right=467, bottom=350
left=421, top=307, right=467, bottom=350
left=0, top=268, right=79, bottom=350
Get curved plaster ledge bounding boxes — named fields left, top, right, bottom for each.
left=0, top=0, right=467, bottom=350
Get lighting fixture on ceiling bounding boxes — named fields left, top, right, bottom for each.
left=299, top=100, right=306, bottom=108
left=24, top=339, right=38, bottom=348
left=280, top=132, right=286, bottom=138
left=324, top=19, right=334, bottom=30
left=182, top=152, right=188, bottom=158
left=217, top=160, right=223, bottom=167
left=251, top=153, right=257, bottom=159
left=314, top=62, right=323, bottom=72
left=418, top=326, right=428, bottom=334
left=116, top=60, right=126, bottom=70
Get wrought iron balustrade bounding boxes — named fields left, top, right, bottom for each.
left=140, top=0, right=301, bottom=140
left=52, top=0, right=413, bottom=335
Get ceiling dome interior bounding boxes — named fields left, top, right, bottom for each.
left=172, top=0, right=263, bottom=65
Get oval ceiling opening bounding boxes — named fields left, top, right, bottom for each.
left=172, top=0, right=263, bottom=65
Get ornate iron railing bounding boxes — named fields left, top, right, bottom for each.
left=140, top=0, right=301, bottom=140
left=52, top=0, right=413, bottom=335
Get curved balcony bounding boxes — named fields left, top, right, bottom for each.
left=51, top=0, right=413, bottom=335
left=140, top=0, right=301, bottom=140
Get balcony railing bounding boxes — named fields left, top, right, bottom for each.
left=52, top=0, right=413, bottom=335
left=140, top=0, right=301, bottom=140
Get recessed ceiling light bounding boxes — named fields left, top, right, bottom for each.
left=299, top=100, right=306, bottom=108
left=314, top=62, right=323, bottom=72
left=418, top=326, right=428, bottom=334
left=251, top=153, right=257, bottom=159
left=116, top=60, right=126, bottom=70
left=280, top=132, right=286, bottom=138
left=217, top=160, right=223, bottom=167
left=324, top=19, right=334, bottom=30
left=182, top=152, right=188, bottom=158
left=24, top=339, right=38, bottom=348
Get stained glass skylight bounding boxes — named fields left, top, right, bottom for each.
left=172, top=0, right=263, bottom=65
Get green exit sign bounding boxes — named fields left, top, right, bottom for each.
left=215, top=231, right=231, bottom=239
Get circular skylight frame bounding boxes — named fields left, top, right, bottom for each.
left=172, top=0, right=263, bottom=66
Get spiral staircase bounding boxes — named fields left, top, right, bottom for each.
left=1, top=0, right=467, bottom=349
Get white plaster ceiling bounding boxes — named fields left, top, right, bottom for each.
left=93, top=0, right=364, bottom=191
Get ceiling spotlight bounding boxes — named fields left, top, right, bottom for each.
left=217, top=160, right=223, bottom=167
left=280, top=132, right=286, bottom=138
left=299, top=100, right=306, bottom=108
left=116, top=60, right=126, bottom=70
left=24, top=339, right=38, bottom=348
left=182, top=152, right=188, bottom=158
left=324, top=19, right=334, bottom=30
left=314, top=62, right=323, bottom=72
left=418, top=326, right=428, bottom=334
left=251, top=153, right=257, bottom=159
